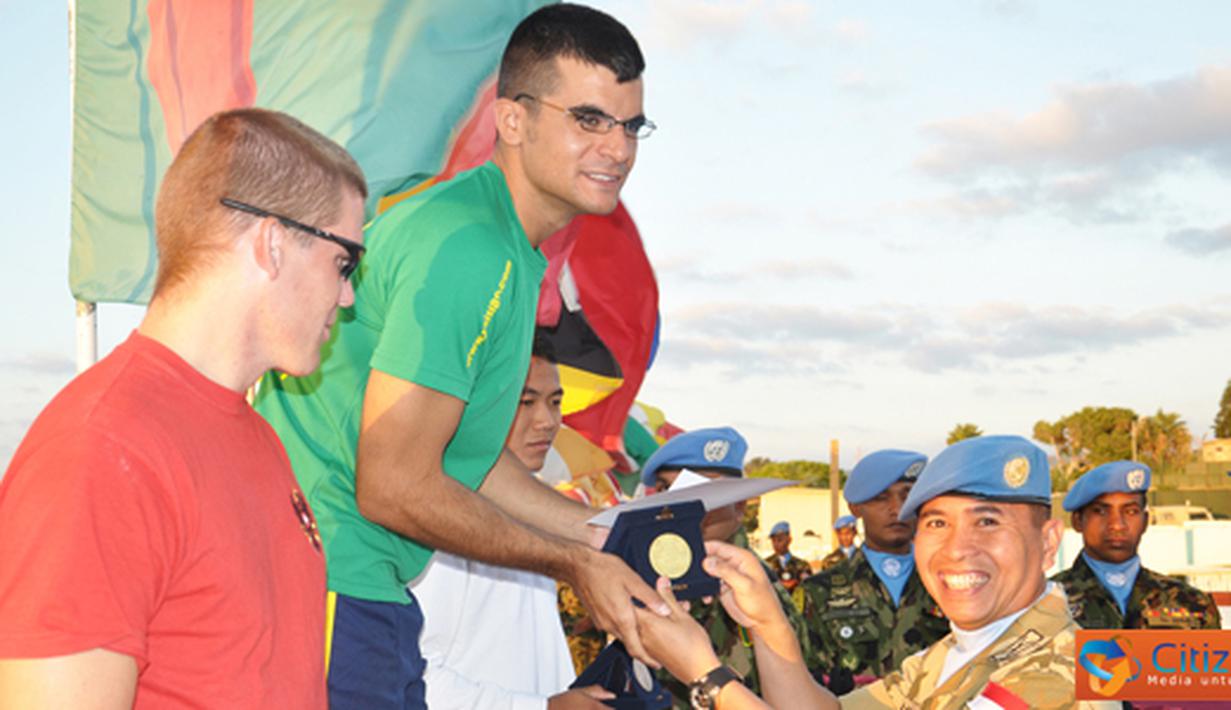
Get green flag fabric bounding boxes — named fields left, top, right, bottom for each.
left=71, top=0, right=546, bottom=304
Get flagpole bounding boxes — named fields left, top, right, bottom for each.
left=76, top=301, right=97, bottom=373
left=68, top=0, right=97, bottom=374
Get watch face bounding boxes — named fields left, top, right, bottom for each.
left=689, top=684, right=713, bottom=709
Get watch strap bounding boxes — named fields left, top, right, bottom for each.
left=689, top=664, right=742, bottom=709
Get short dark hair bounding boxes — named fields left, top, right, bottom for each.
left=532, top=327, right=558, bottom=364
left=497, top=3, right=645, bottom=100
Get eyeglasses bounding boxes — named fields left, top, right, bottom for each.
left=514, top=93, right=656, bottom=140
left=220, top=198, right=365, bottom=279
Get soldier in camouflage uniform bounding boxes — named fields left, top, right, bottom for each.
left=818, top=515, right=858, bottom=571
left=637, top=426, right=812, bottom=707
left=1052, top=460, right=1221, bottom=630
left=802, top=450, right=947, bottom=694
left=764, top=521, right=813, bottom=591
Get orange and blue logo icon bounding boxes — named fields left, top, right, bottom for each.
left=1078, top=635, right=1143, bottom=697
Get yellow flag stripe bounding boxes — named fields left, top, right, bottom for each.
left=558, top=365, right=623, bottom=416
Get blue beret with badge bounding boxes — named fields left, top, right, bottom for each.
left=639, top=426, right=747, bottom=486
left=899, top=435, right=1051, bottom=520
left=1062, top=460, right=1151, bottom=512
left=833, top=514, right=857, bottom=530
left=844, top=449, right=927, bottom=504
left=769, top=521, right=790, bottom=536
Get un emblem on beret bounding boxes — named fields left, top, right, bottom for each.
left=1003, top=457, right=1030, bottom=488
left=703, top=439, right=730, bottom=463
left=1126, top=468, right=1146, bottom=490
left=904, top=461, right=924, bottom=480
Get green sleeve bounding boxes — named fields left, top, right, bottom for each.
left=370, top=226, right=514, bottom=402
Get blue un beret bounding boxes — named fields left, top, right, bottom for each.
left=833, top=514, right=857, bottom=530
left=844, top=449, right=927, bottom=504
left=770, top=521, right=790, bottom=536
left=899, top=435, right=1051, bottom=520
left=640, top=426, right=748, bottom=486
left=1062, top=461, right=1151, bottom=512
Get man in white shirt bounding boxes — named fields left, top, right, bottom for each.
left=411, top=333, right=609, bottom=710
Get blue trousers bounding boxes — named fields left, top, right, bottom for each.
left=327, top=591, right=427, bottom=710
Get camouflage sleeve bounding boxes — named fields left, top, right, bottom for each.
left=778, top=581, right=813, bottom=663
left=1200, top=591, right=1222, bottom=629
left=799, top=582, right=836, bottom=678
left=837, top=651, right=918, bottom=708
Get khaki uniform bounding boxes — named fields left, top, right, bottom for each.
left=841, top=585, right=1120, bottom=709
left=1052, top=554, right=1221, bottom=630
left=801, top=548, right=948, bottom=690
left=819, top=547, right=851, bottom=571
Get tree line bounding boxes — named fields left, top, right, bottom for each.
left=746, top=378, right=1231, bottom=494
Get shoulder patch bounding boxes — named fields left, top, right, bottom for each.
left=989, top=629, right=1044, bottom=664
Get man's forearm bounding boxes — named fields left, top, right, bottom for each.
left=751, top=620, right=839, bottom=710
left=478, top=449, right=592, bottom=543
left=360, top=461, right=585, bottom=581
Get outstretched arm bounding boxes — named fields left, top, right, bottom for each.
left=355, top=369, right=667, bottom=663
left=702, top=542, right=839, bottom=710
left=475, top=446, right=594, bottom=544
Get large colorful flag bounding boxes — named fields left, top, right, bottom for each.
left=72, top=0, right=661, bottom=466
left=71, top=0, right=545, bottom=303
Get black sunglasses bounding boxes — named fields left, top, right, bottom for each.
left=220, top=198, right=365, bottom=279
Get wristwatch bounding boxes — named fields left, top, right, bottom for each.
left=688, top=664, right=742, bottom=709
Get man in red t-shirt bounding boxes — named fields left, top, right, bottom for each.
left=0, top=109, right=367, bottom=708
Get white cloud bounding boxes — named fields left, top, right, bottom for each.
left=656, top=256, right=855, bottom=283
left=645, top=0, right=761, bottom=50
left=1166, top=223, right=1231, bottom=255
left=832, top=18, right=869, bottom=43
left=0, top=353, right=74, bottom=377
left=912, top=65, right=1231, bottom=223
left=657, top=299, right=1231, bottom=376
left=917, top=65, right=1231, bottom=179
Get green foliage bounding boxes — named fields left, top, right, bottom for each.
left=742, top=497, right=760, bottom=534
left=946, top=423, right=983, bottom=445
left=745, top=457, right=843, bottom=489
left=1216, top=379, right=1231, bottom=439
left=1137, top=409, right=1193, bottom=477
left=1033, top=406, right=1197, bottom=489
left=1033, top=406, right=1136, bottom=490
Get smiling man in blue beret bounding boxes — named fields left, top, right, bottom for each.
left=801, top=450, right=948, bottom=694
left=839, top=435, right=1118, bottom=709
left=1051, top=461, right=1220, bottom=631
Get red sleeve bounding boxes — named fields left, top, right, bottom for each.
left=0, top=431, right=179, bottom=666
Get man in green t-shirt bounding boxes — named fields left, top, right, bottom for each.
left=255, top=4, right=659, bottom=709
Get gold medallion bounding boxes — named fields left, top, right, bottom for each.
left=648, top=532, right=692, bottom=579
left=1003, top=456, right=1030, bottom=488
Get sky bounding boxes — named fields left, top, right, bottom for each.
left=2, top=1, right=1231, bottom=468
